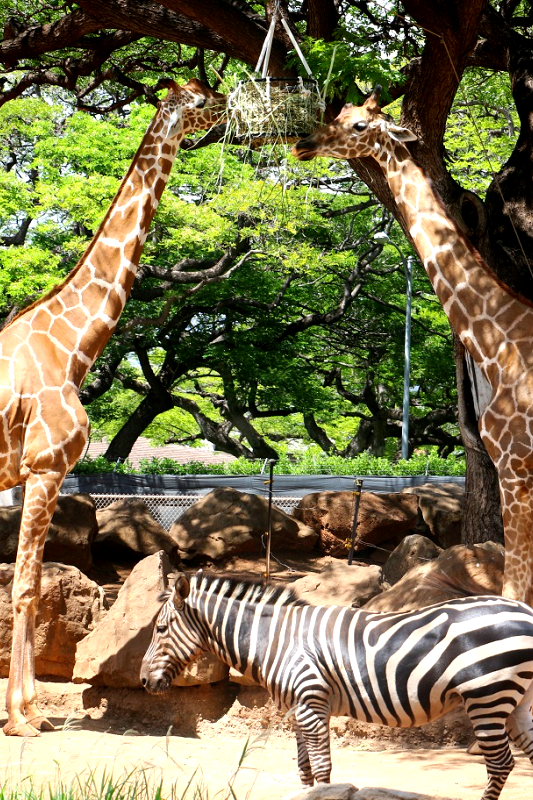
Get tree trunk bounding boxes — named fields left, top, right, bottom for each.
left=453, top=334, right=504, bottom=546
left=105, top=391, right=173, bottom=462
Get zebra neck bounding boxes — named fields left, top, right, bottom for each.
left=201, top=596, right=289, bottom=686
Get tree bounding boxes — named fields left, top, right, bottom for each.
left=1, top=0, right=530, bottom=542
left=0, top=87, right=457, bottom=461
left=80, top=145, right=458, bottom=462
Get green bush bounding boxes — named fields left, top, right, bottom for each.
left=72, top=448, right=465, bottom=477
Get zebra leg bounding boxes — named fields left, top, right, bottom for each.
left=293, top=720, right=314, bottom=787
left=505, top=680, right=533, bottom=763
left=467, top=712, right=514, bottom=800
left=294, top=704, right=332, bottom=785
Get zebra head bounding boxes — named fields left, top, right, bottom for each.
left=140, top=573, right=204, bottom=694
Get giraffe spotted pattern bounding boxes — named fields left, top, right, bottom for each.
left=292, top=88, right=533, bottom=608
left=0, top=78, right=226, bottom=736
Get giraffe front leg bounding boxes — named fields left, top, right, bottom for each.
left=3, top=473, right=61, bottom=736
left=22, top=610, right=54, bottom=732
left=4, top=606, right=38, bottom=736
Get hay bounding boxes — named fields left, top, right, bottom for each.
left=228, top=77, right=322, bottom=143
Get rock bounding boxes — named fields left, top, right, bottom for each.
left=293, top=491, right=419, bottom=557
left=353, top=790, right=454, bottom=800
left=176, top=653, right=228, bottom=687
left=0, top=493, right=97, bottom=572
left=283, top=787, right=448, bottom=800
left=170, top=487, right=318, bottom=561
left=382, top=534, right=442, bottom=585
left=292, top=562, right=383, bottom=607
left=95, top=498, right=180, bottom=561
left=284, top=785, right=359, bottom=800
left=0, top=487, right=21, bottom=506
left=73, top=553, right=228, bottom=687
left=0, top=562, right=106, bottom=679
left=44, top=494, right=99, bottom=571
left=229, top=666, right=257, bottom=686
left=401, top=483, right=464, bottom=548
left=363, top=543, right=504, bottom=612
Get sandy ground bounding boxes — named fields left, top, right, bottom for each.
left=0, top=555, right=530, bottom=799
left=1, top=720, right=532, bottom=800
left=0, top=681, right=530, bottom=800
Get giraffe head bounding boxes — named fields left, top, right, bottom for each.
left=292, top=86, right=416, bottom=163
left=159, top=78, right=226, bottom=137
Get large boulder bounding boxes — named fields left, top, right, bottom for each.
left=293, top=491, right=419, bottom=557
left=284, top=786, right=359, bottom=800
left=363, top=542, right=504, bottom=612
left=292, top=562, right=383, bottom=608
left=73, top=553, right=227, bottom=687
left=401, top=482, right=464, bottom=548
left=0, top=562, right=106, bottom=678
left=0, top=493, right=97, bottom=572
left=382, top=534, right=442, bottom=586
left=94, top=498, right=180, bottom=561
left=169, top=487, right=318, bottom=561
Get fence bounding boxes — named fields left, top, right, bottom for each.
left=89, top=492, right=302, bottom=530
left=59, top=473, right=464, bottom=531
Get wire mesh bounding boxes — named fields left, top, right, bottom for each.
left=87, top=492, right=302, bottom=530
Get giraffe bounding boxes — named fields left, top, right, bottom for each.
left=292, top=87, right=533, bottom=607
left=0, top=77, right=226, bottom=736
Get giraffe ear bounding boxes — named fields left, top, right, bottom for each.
left=387, top=124, right=417, bottom=143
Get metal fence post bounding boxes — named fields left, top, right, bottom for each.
left=347, top=479, right=363, bottom=565
left=264, top=459, right=276, bottom=581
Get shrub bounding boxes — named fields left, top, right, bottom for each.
left=72, top=447, right=465, bottom=477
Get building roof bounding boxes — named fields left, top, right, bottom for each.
left=84, top=436, right=236, bottom=469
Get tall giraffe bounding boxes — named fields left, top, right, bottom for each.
left=293, top=88, right=533, bottom=607
left=0, top=78, right=225, bottom=736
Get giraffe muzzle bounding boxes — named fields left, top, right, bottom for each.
left=291, top=139, right=317, bottom=161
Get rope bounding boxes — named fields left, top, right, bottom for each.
left=255, top=2, right=315, bottom=80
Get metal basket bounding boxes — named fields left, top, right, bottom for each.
left=228, top=77, right=322, bottom=142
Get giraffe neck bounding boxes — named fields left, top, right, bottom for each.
left=378, top=145, right=530, bottom=378
left=15, top=105, right=184, bottom=386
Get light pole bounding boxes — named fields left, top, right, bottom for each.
left=374, top=232, right=414, bottom=460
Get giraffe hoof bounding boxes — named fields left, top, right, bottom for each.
left=27, top=715, right=55, bottom=732
left=3, top=720, right=40, bottom=737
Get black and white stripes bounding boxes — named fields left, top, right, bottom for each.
left=141, top=571, right=533, bottom=800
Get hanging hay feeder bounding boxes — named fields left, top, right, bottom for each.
left=228, top=77, right=323, bottom=143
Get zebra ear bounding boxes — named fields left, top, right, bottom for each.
left=171, top=574, right=190, bottom=609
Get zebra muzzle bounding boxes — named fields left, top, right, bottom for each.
left=140, top=663, right=172, bottom=694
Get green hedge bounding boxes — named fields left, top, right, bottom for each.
left=72, top=449, right=465, bottom=477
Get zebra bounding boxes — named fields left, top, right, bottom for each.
left=140, top=570, right=533, bottom=800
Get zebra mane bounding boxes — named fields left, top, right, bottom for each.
left=191, top=571, right=303, bottom=607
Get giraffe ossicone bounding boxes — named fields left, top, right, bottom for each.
left=293, top=86, right=533, bottom=607
left=0, top=78, right=226, bottom=736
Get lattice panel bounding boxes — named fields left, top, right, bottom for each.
left=88, top=493, right=302, bottom=530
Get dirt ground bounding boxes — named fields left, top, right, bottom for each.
left=0, top=552, right=532, bottom=799
left=0, top=678, right=531, bottom=800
